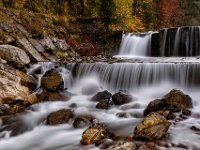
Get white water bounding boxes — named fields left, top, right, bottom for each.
left=0, top=63, right=200, bottom=149
left=118, top=32, right=153, bottom=57
left=118, top=26, right=200, bottom=57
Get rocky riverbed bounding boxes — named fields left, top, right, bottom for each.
left=0, top=61, right=200, bottom=150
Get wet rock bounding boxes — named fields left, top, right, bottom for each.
left=96, top=139, right=117, bottom=149
left=144, top=99, right=166, bottom=116
left=138, top=143, right=155, bottom=150
left=91, top=90, right=112, bottom=102
left=0, top=115, right=32, bottom=137
left=116, top=112, right=128, bottom=118
left=73, top=114, right=95, bottom=128
left=112, top=142, right=137, bottom=150
left=0, top=45, right=30, bottom=68
left=41, top=69, right=64, bottom=91
left=112, top=91, right=133, bottom=105
left=96, top=99, right=113, bottom=109
left=163, top=89, right=193, bottom=109
left=81, top=123, right=112, bottom=145
left=16, top=71, right=37, bottom=91
left=37, top=90, right=70, bottom=102
left=134, top=112, right=171, bottom=141
left=47, top=109, right=74, bottom=125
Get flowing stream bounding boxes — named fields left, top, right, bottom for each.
left=1, top=26, right=200, bottom=150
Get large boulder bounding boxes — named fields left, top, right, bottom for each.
left=134, top=112, right=171, bottom=141
left=112, top=91, right=133, bottom=105
left=0, top=69, right=37, bottom=106
left=143, top=89, right=193, bottom=119
left=91, top=90, right=112, bottom=102
left=0, top=45, right=30, bottom=68
left=163, top=89, right=193, bottom=109
left=47, top=109, right=74, bottom=125
left=81, top=123, right=112, bottom=145
left=41, top=69, right=64, bottom=91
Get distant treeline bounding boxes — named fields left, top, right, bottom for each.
left=1, top=0, right=200, bottom=31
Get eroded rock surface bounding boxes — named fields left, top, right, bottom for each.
left=134, top=112, right=171, bottom=141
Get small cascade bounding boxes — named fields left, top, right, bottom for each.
left=71, top=62, right=200, bottom=91
left=119, top=26, right=200, bottom=57
left=118, top=32, right=153, bottom=57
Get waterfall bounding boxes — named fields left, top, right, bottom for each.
left=118, top=32, right=153, bottom=57
left=119, top=26, right=200, bottom=57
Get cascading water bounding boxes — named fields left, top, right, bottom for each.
left=1, top=26, right=200, bottom=150
left=118, top=32, right=153, bottom=57
left=118, top=26, right=200, bottom=57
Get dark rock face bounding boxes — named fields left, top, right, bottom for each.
left=41, top=69, right=64, bottom=91
left=73, top=114, right=95, bottom=128
left=112, top=91, right=132, bottom=105
left=96, top=99, right=113, bottom=110
left=91, top=90, right=112, bottom=102
left=134, top=112, right=171, bottom=141
left=163, top=89, right=193, bottom=109
left=81, top=123, right=112, bottom=145
left=47, top=109, right=74, bottom=125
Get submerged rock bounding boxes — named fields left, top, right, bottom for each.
left=81, top=123, right=112, bottom=145
left=0, top=45, right=30, bottom=68
left=134, top=112, right=171, bottom=141
left=91, top=90, right=112, bottom=102
left=112, top=142, right=137, bottom=150
left=96, top=99, right=113, bottom=109
left=112, top=91, right=133, bottom=105
left=47, top=109, right=74, bottom=125
left=41, top=69, right=64, bottom=91
left=73, top=114, right=95, bottom=128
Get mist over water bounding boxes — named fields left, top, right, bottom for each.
left=1, top=26, right=200, bottom=150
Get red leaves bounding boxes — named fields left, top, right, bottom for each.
left=153, top=0, right=184, bottom=28
left=67, top=38, right=99, bottom=56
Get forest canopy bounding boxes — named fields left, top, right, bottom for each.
left=1, top=0, right=200, bottom=32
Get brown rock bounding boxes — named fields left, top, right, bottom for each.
left=96, top=99, right=113, bottom=110
left=47, top=109, right=74, bottom=125
left=134, top=112, right=171, bottom=141
left=37, top=90, right=70, bottom=102
left=81, top=123, right=112, bottom=145
left=163, top=89, right=193, bottom=109
left=73, top=114, right=95, bottom=128
left=112, top=142, right=137, bottom=150
left=0, top=45, right=30, bottom=68
left=91, top=90, right=112, bottom=102
left=16, top=70, right=37, bottom=91
left=0, top=69, right=37, bottom=106
left=41, top=69, right=63, bottom=91
left=112, top=91, right=133, bottom=105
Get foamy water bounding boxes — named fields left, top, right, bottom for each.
left=0, top=72, right=200, bottom=150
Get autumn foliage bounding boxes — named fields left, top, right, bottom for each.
left=153, top=0, right=184, bottom=29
